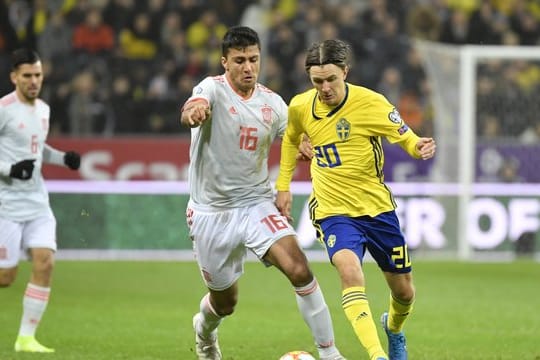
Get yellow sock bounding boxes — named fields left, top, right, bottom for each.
left=342, top=286, right=386, bottom=359
left=388, top=294, right=414, bottom=333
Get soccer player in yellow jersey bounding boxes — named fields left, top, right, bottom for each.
left=275, top=40, right=436, bottom=360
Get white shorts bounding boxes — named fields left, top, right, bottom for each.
left=0, top=215, right=57, bottom=268
left=187, top=200, right=296, bottom=291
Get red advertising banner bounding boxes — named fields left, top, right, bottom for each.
left=44, top=137, right=311, bottom=181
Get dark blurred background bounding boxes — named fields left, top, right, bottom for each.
left=1, top=0, right=538, bottom=137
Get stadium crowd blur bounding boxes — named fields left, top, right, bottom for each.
left=0, top=0, right=539, bottom=142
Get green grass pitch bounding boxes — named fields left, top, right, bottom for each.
left=1, top=260, right=539, bottom=359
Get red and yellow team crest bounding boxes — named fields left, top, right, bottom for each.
left=261, top=105, right=272, bottom=125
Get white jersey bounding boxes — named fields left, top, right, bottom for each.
left=186, top=75, right=288, bottom=208
left=0, top=91, right=53, bottom=221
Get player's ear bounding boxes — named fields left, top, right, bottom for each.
left=221, top=57, right=228, bottom=72
left=10, top=71, right=17, bottom=86
left=343, top=65, right=349, bottom=80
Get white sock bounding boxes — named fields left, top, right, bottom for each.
left=197, top=293, right=223, bottom=338
left=18, top=283, right=50, bottom=337
left=295, top=278, right=340, bottom=357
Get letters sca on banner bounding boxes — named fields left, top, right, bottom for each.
left=44, top=137, right=311, bottom=181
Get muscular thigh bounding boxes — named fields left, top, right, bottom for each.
left=363, top=211, right=412, bottom=274
left=244, top=201, right=296, bottom=262
left=316, top=215, right=367, bottom=264
left=23, top=215, right=57, bottom=252
left=188, top=204, right=246, bottom=291
left=0, top=217, right=23, bottom=268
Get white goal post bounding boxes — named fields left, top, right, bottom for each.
left=415, top=40, right=540, bottom=260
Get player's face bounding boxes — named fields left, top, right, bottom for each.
left=10, top=61, right=43, bottom=104
left=309, top=64, right=348, bottom=106
left=222, top=45, right=260, bottom=97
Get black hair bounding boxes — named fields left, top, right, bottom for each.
left=221, top=26, right=260, bottom=57
left=304, top=39, right=351, bottom=73
left=11, top=48, right=41, bottom=70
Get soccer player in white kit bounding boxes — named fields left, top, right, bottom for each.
left=0, top=49, right=81, bottom=353
left=180, top=27, right=346, bottom=360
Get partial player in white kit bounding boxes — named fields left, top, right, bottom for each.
left=181, top=26, right=346, bottom=360
left=0, top=49, right=81, bottom=353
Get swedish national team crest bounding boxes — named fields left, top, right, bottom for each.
left=327, top=234, right=336, bottom=248
left=336, top=118, right=350, bottom=141
left=261, top=105, right=272, bottom=125
left=388, top=108, right=403, bottom=124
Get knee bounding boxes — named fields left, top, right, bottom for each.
left=335, top=261, right=364, bottom=287
left=0, top=269, right=17, bottom=287
left=214, top=298, right=237, bottom=317
left=286, top=262, right=313, bottom=287
left=217, top=304, right=235, bottom=317
left=393, top=284, right=416, bottom=303
left=210, top=290, right=238, bottom=317
left=32, top=252, right=55, bottom=278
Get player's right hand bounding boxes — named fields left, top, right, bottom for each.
left=9, top=159, right=36, bottom=180
left=183, top=104, right=211, bottom=128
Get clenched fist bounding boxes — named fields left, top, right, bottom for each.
left=9, top=159, right=36, bottom=180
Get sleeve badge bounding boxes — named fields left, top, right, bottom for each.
left=388, top=108, right=403, bottom=124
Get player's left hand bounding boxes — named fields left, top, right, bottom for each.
left=416, top=138, right=436, bottom=160
left=275, top=191, right=293, bottom=223
left=64, top=151, right=81, bottom=170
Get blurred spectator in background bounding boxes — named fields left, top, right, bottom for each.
left=439, top=9, right=473, bottom=44
left=5, top=0, right=34, bottom=47
left=103, top=0, right=137, bottom=33
left=38, top=12, right=73, bottom=62
left=109, top=73, right=136, bottom=133
left=185, top=10, right=226, bottom=58
left=521, top=120, right=540, bottom=144
left=478, top=114, right=502, bottom=139
left=68, top=70, right=109, bottom=135
left=268, top=19, right=302, bottom=74
left=119, top=12, right=158, bottom=60
left=468, top=0, right=506, bottom=45
left=497, top=156, right=524, bottom=183
left=72, top=7, right=115, bottom=57
left=376, top=66, right=402, bottom=105
left=406, top=4, right=441, bottom=41
left=160, top=10, right=183, bottom=46
left=509, top=0, right=540, bottom=45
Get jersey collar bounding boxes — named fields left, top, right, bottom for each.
left=311, top=83, right=349, bottom=120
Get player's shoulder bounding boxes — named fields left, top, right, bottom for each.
left=195, top=75, right=224, bottom=90
left=348, top=83, right=385, bottom=100
left=0, top=92, right=18, bottom=108
left=256, top=83, right=276, bottom=94
left=0, top=93, right=49, bottom=110
left=36, top=98, right=50, bottom=111
left=289, top=88, right=317, bottom=108
left=208, top=74, right=226, bottom=84
left=255, top=83, right=286, bottom=103
left=348, top=83, right=392, bottom=107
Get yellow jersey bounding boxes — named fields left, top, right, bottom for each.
left=276, top=83, right=421, bottom=219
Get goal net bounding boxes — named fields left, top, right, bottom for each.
left=415, top=40, right=540, bottom=260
